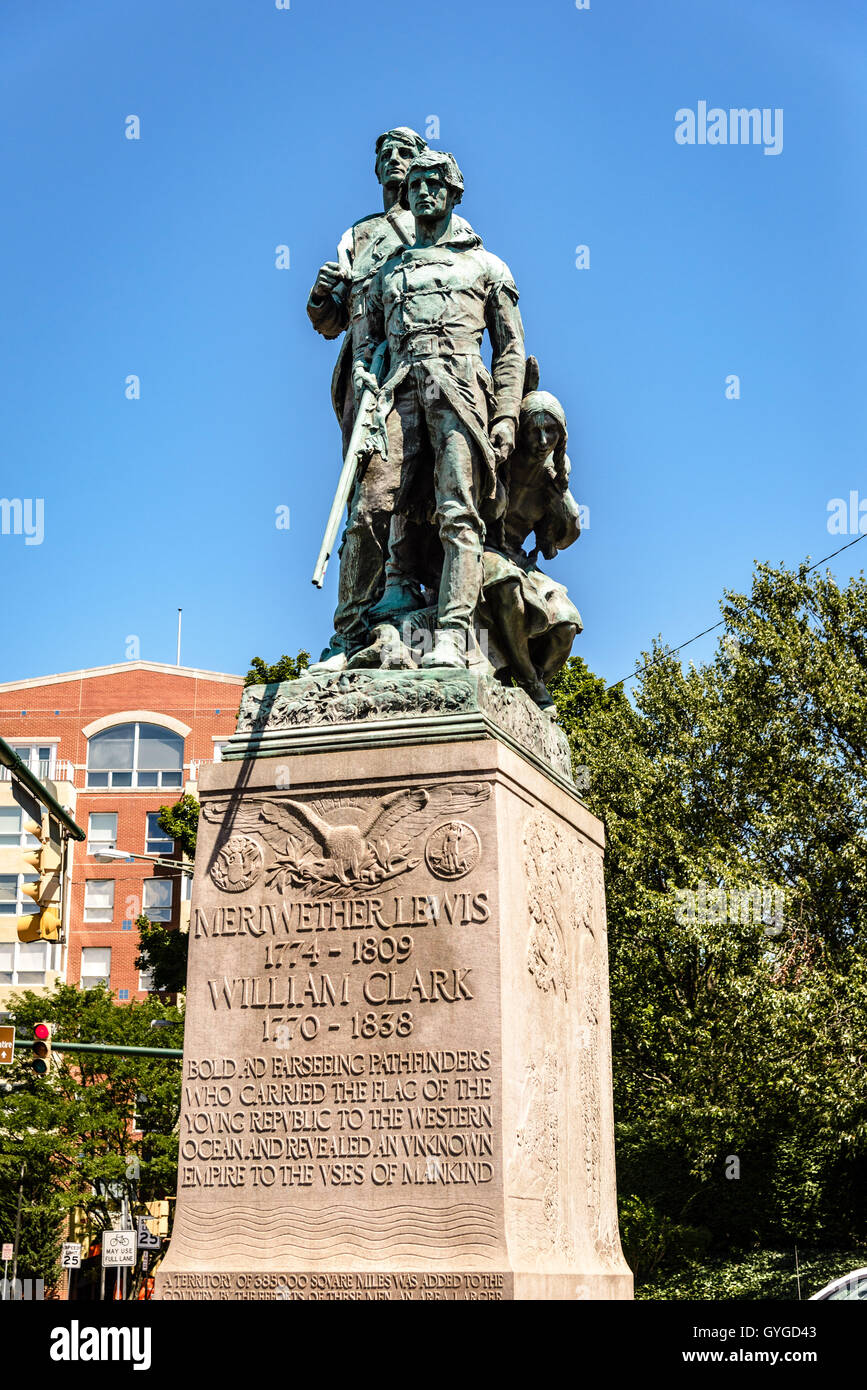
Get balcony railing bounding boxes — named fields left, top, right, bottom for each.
left=0, top=758, right=75, bottom=783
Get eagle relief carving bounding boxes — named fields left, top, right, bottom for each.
left=203, top=783, right=490, bottom=899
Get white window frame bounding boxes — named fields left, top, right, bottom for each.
left=0, top=742, right=58, bottom=781
left=0, top=939, right=54, bottom=987
left=0, top=806, right=40, bottom=850
left=87, top=812, right=118, bottom=856
left=86, top=723, right=184, bottom=791
left=80, top=946, right=112, bottom=988
left=145, top=813, right=174, bottom=857
left=138, top=965, right=155, bottom=993
left=84, top=879, right=115, bottom=923
left=142, top=878, right=173, bottom=923
left=0, top=872, right=39, bottom=919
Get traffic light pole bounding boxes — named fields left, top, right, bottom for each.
left=15, top=1039, right=183, bottom=1060
left=11, top=1160, right=24, bottom=1293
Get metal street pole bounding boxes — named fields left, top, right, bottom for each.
left=15, top=1039, right=182, bottom=1059
left=121, top=1194, right=128, bottom=1300
left=11, top=1160, right=24, bottom=1297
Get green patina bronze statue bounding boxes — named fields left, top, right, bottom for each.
left=308, top=134, right=583, bottom=714
left=308, top=130, right=475, bottom=665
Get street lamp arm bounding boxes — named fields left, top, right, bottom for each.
left=92, top=849, right=194, bottom=876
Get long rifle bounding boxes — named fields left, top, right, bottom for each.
left=311, top=341, right=387, bottom=588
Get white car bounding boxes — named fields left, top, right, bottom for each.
left=809, top=1268, right=867, bottom=1300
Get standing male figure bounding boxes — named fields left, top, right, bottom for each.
left=356, top=151, right=525, bottom=668
left=307, top=130, right=479, bottom=670
left=307, top=127, right=424, bottom=669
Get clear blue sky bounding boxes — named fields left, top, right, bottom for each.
left=2, top=0, right=865, bottom=687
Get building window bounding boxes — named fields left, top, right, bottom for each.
left=86, top=723, right=184, bottom=790
left=0, top=872, right=38, bottom=920
left=84, top=879, right=115, bottom=923
left=0, top=807, right=39, bottom=849
left=80, top=946, right=111, bottom=987
left=132, top=1094, right=148, bottom=1133
left=88, top=813, right=118, bottom=855
left=139, top=966, right=155, bottom=992
left=16, top=941, right=50, bottom=986
left=142, top=878, right=172, bottom=923
left=0, top=940, right=52, bottom=986
left=0, top=875, right=15, bottom=914
left=0, top=744, right=55, bottom=781
left=145, top=813, right=174, bottom=857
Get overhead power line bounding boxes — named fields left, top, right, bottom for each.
left=606, top=532, right=867, bottom=691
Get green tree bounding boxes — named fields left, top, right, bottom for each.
left=0, top=985, right=183, bottom=1294
left=554, top=561, right=867, bottom=1291
left=135, top=914, right=189, bottom=996
left=244, top=651, right=310, bottom=687
left=156, top=791, right=200, bottom=858
left=133, top=793, right=201, bottom=994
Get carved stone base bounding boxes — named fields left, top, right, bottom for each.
left=227, top=669, right=577, bottom=797
left=155, top=718, right=632, bottom=1301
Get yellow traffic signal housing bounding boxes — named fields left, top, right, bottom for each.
left=17, top=905, right=61, bottom=943
left=13, top=813, right=63, bottom=942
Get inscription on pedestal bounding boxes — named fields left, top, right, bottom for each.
left=179, top=885, right=496, bottom=1195
left=162, top=779, right=509, bottom=1297
left=159, top=1271, right=513, bottom=1301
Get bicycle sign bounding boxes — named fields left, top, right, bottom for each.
left=101, top=1229, right=136, bottom=1267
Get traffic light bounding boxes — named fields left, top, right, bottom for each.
left=32, top=1021, right=52, bottom=1075
left=15, top=812, right=63, bottom=943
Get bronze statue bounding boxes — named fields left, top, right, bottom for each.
left=308, top=131, right=473, bottom=668
left=479, top=390, right=582, bottom=709
left=308, top=133, right=584, bottom=714
left=355, top=150, right=525, bottom=669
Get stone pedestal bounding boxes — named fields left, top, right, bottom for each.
left=155, top=674, right=633, bottom=1301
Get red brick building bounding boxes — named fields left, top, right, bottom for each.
left=0, top=662, right=244, bottom=1002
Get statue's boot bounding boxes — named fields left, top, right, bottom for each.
left=519, top=675, right=557, bottom=714
left=421, top=629, right=469, bottom=669
left=368, top=578, right=426, bottom=624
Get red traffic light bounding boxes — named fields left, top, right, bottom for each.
left=32, top=1022, right=52, bottom=1075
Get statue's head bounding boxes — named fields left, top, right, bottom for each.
left=519, top=391, right=569, bottom=484
left=400, top=150, right=464, bottom=216
left=374, top=128, right=427, bottom=192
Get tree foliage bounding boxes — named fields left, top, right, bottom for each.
left=135, top=914, right=189, bottom=996
left=554, top=561, right=867, bottom=1292
left=133, top=793, right=202, bottom=995
left=156, top=792, right=200, bottom=858
left=244, top=651, right=310, bottom=686
left=0, top=985, right=183, bottom=1291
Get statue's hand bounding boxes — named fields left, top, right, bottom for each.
left=311, top=261, right=344, bottom=302
left=352, top=360, right=380, bottom=400
left=490, top=419, right=516, bottom=464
